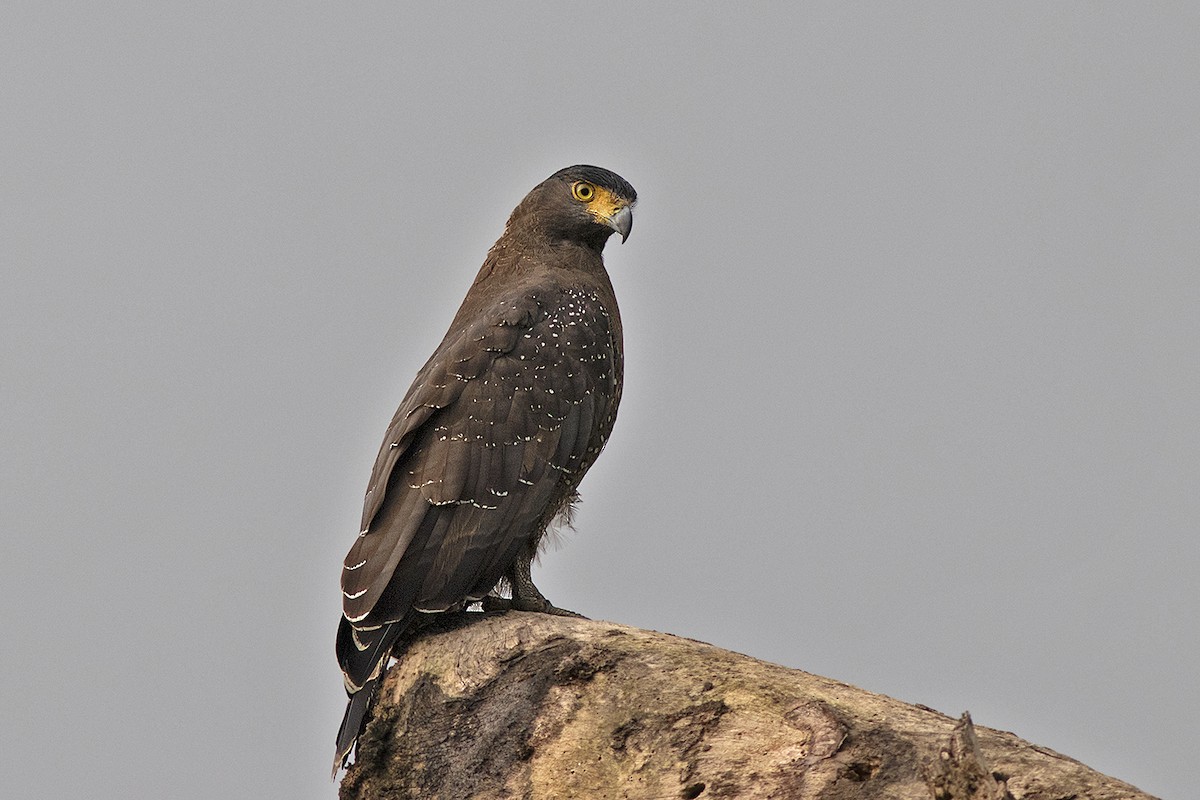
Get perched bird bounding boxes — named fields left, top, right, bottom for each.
left=334, top=165, right=637, bottom=772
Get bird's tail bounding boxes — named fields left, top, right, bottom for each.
left=332, top=616, right=409, bottom=777
left=333, top=676, right=380, bottom=777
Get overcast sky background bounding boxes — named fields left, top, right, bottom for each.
left=2, top=4, right=1195, bottom=798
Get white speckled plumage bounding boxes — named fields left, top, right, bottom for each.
left=334, top=166, right=636, bottom=773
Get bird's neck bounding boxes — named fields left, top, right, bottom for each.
left=480, top=230, right=609, bottom=281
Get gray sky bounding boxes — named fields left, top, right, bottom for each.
left=2, top=4, right=1194, bottom=798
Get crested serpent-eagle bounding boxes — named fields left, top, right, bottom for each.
left=334, top=165, right=637, bottom=772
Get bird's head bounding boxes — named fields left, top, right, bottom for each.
left=514, top=165, right=637, bottom=250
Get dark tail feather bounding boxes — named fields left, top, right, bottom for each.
left=336, top=616, right=407, bottom=692
left=333, top=677, right=379, bottom=777
left=333, top=617, right=410, bottom=777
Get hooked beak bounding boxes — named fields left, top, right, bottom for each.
left=606, top=204, right=634, bottom=243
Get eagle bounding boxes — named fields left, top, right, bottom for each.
left=334, top=165, right=637, bottom=772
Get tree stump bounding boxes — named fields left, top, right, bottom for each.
left=338, top=612, right=1156, bottom=800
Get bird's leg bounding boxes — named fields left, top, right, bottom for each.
left=494, top=554, right=587, bottom=618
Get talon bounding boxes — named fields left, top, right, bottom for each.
left=510, top=596, right=587, bottom=618
left=547, top=605, right=588, bottom=619
left=502, top=551, right=589, bottom=619
left=481, top=596, right=513, bottom=613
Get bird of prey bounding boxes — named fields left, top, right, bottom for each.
left=334, top=165, right=637, bottom=772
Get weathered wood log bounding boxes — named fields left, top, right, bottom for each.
left=338, top=612, right=1156, bottom=800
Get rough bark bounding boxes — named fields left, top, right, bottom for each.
left=339, top=612, right=1156, bottom=800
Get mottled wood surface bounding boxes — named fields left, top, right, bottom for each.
left=339, top=613, right=1156, bottom=800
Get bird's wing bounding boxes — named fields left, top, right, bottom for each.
left=340, top=286, right=617, bottom=625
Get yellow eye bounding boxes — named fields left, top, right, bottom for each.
left=571, top=181, right=596, bottom=202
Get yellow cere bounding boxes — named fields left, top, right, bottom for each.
left=583, top=186, right=630, bottom=226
